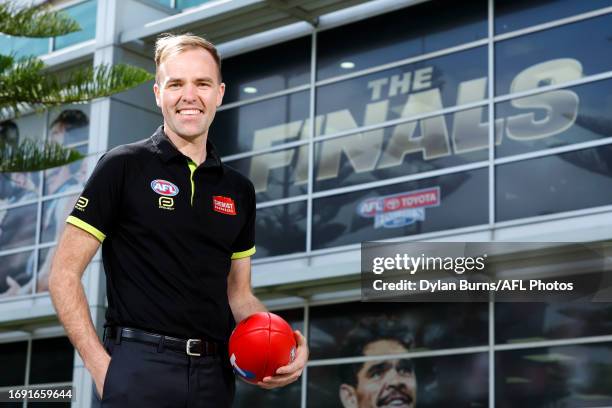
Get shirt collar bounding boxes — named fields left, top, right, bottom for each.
left=150, top=125, right=223, bottom=172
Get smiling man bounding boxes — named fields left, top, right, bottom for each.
left=339, top=318, right=417, bottom=408
left=49, top=34, right=308, bottom=408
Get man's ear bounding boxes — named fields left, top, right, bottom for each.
left=153, top=82, right=161, bottom=108
left=339, top=384, right=358, bottom=408
left=216, top=82, right=225, bottom=107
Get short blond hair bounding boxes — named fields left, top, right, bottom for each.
left=154, top=33, right=222, bottom=83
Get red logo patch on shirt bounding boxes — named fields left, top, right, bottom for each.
left=213, top=196, right=237, bottom=215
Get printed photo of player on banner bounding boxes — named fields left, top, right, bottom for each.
left=2, top=0, right=612, bottom=407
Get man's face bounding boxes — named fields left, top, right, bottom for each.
left=49, top=122, right=66, bottom=144
left=153, top=48, right=225, bottom=141
left=44, top=122, right=67, bottom=182
left=340, top=340, right=417, bottom=408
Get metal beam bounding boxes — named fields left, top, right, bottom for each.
left=119, top=0, right=264, bottom=43
left=265, top=0, right=319, bottom=26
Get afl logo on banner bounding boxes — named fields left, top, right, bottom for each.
left=150, top=179, right=179, bottom=196
left=358, top=187, right=440, bottom=229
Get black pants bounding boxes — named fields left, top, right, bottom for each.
left=95, top=336, right=235, bottom=407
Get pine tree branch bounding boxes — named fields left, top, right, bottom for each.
left=0, top=4, right=155, bottom=172
left=0, top=54, right=13, bottom=74
left=0, top=139, right=84, bottom=173
left=0, top=2, right=80, bottom=38
left=0, top=60, right=155, bottom=117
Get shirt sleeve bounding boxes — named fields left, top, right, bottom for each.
left=66, top=151, right=125, bottom=243
left=231, top=180, right=256, bottom=259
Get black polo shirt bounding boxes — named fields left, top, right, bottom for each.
left=66, top=126, right=256, bottom=341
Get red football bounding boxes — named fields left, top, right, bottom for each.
left=228, top=312, right=297, bottom=384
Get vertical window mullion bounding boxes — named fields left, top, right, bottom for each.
left=23, top=337, right=32, bottom=408
left=488, top=3, right=496, bottom=407
left=488, top=0, right=496, bottom=229
left=306, top=31, right=317, bottom=255
left=300, top=301, right=310, bottom=408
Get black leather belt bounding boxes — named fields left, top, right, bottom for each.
left=105, top=327, right=222, bottom=357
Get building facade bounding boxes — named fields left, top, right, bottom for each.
left=1, top=0, right=612, bottom=406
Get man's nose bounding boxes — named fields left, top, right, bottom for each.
left=384, top=368, right=413, bottom=384
left=181, top=83, right=197, bottom=102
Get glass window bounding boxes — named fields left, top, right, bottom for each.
left=0, top=34, right=49, bottom=58
left=0, top=118, right=20, bottom=151
left=47, top=107, right=90, bottom=146
left=278, top=308, right=304, bottom=333
left=307, top=353, right=488, bottom=408
left=0, top=251, right=35, bottom=298
left=37, top=247, right=53, bottom=294
left=0, top=203, right=38, bottom=251
left=53, top=0, right=97, bottom=50
left=30, top=337, right=74, bottom=384
left=43, top=146, right=88, bottom=197
left=312, top=168, right=488, bottom=250
left=0, top=113, right=45, bottom=203
left=1, top=114, right=46, bottom=201
left=496, top=343, right=612, bottom=407
left=43, top=107, right=90, bottom=196
left=309, top=302, right=488, bottom=360
left=495, top=0, right=612, bottom=34
left=495, top=13, right=612, bottom=96
left=40, top=195, right=79, bottom=244
left=496, top=302, right=612, bottom=344
left=317, top=0, right=487, bottom=80
left=226, top=146, right=308, bottom=203
left=495, top=78, right=612, bottom=158
left=222, top=36, right=311, bottom=104
left=176, top=0, right=210, bottom=9
left=12, top=112, right=47, bottom=144
left=0, top=341, right=27, bottom=387
left=150, top=0, right=172, bottom=6
left=212, top=91, right=309, bottom=157
left=316, top=46, right=487, bottom=136
left=255, top=202, right=306, bottom=258
left=496, top=145, right=612, bottom=222
left=233, top=308, right=303, bottom=408
left=314, top=106, right=491, bottom=192
left=0, top=172, right=40, bottom=205
left=235, top=381, right=300, bottom=408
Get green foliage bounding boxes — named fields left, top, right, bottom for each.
left=0, top=59, right=154, bottom=116
left=0, top=55, right=13, bottom=74
left=0, top=2, right=80, bottom=37
left=0, top=2, right=155, bottom=173
left=0, top=138, right=84, bottom=172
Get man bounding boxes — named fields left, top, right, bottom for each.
left=0, top=119, right=38, bottom=298
left=48, top=33, right=308, bottom=407
left=37, top=109, right=90, bottom=292
left=43, top=109, right=89, bottom=196
left=1, top=111, right=88, bottom=297
left=339, top=317, right=416, bottom=408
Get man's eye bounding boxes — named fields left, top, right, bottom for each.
left=398, top=360, right=414, bottom=375
left=198, top=83, right=210, bottom=88
left=168, top=83, right=180, bottom=89
left=368, top=367, right=386, bottom=379
left=398, top=367, right=413, bottom=375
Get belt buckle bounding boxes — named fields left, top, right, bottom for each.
left=186, top=339, right=202, bottom=356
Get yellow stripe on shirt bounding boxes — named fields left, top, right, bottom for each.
left=66, top=216, right=106, bottom=243
left=231, top=246, right=256, bottom=260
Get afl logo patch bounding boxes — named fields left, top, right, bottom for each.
left=151, top=179, right=179, bottom=196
